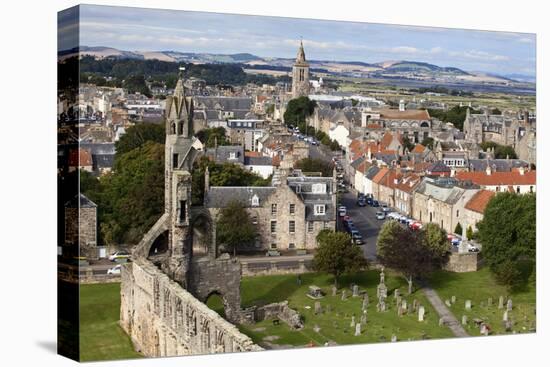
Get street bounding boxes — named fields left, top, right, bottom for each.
left=338, top=190, right=385, bottom=261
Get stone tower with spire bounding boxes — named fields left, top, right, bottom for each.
left=291, top=40, right=310, bottom=98
left=163, top=70, right=197, bottom=285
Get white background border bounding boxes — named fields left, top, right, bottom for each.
left=0, top=0, right=547, bottom=365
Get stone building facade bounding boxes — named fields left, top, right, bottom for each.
left=64, top=193, right=97, bottom=258
left=204, top=171, right=336, bottom=251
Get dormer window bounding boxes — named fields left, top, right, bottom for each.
left=312, top=183, right=327, bottom=194
left=314, top=204, right=326, bottom=215
left=229, top=152, right=236, bottom=160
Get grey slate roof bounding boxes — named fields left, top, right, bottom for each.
left=466, top=159, right=529, bottom=172
left=245, top=156, right=273, bottom=166
left=65, top=193, right=97, bottom=208
left=204, top=187, right=276, bottom=208
left=194, top=96, right=252, bottom=111
left=426, top=161, right=451, bottom=173
left=415, top=178, right=465, bottom=205
left=205, top=146, right=245, bottom=165
left=365, top=165, right=380, bottom=180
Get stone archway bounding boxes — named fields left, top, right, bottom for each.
left=149, top=230, right=169, bottom=257
left=205, top=291, right=228, bottom=319
left=189, top=210, right=215, bottom=258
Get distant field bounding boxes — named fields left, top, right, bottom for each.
left=79, top=283, right=142, bottom=362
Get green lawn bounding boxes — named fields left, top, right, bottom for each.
left=232, top=271, right=455, bottom=348
left=79, top=283, right=143, bottom=362
left=429, top=267, right=536, bottom=336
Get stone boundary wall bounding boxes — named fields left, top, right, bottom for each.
left=241, top=259, right=313, bottom=277
left=120, top=259, right=262, bottom=357
left=444, top=252, right=479, bottom=273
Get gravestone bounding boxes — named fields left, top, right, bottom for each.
left=391, top=334, right=397, bottom=342
left=445, top=299, right=452, bottom=307
left=355, top=323, right=361, bottom=336
left=488, top=297, right=493, bottom=307
left=439, top=317, right=445, bottom=326
left=397, top=306, right=403, bottom=317
left=332, top=286, right=337, bottom=297
left=341, top=290, right=347, bottom=301
left=418, top=306, right=425, bottom=321
left=465, top=300, right=472, bottom=310
left=498, top=296, right=504, bottom=309
left=350, top=315, right=356, bottom=327
left=451, top=295, right=456, bottom=304
left=352, top=285, right=360, bottom=297
left=360, top=312, right=367, bottom=325
left=394, top=289, right=401, bottom=299
left=401, top=300, right=407, bottom=311
left=377, top=268, right=388, bottom=300
left=313, top=324, right=321, bottom=333
left=462, top=315, right=468, bottom=325
left=407, top=303, right=413, bottom=314
left=507, top=299, right=513, bottom=311
left=503, top=310, right=509, bottom=322
left=377, top=298, right=386, bottom=312
left=396, top=295, right=402, bottom=307
left=314, top=301, right=322, bottom=315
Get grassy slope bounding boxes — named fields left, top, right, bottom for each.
left=79, top=283, right=142, bottom=362
left=429, top=267, right=536, bottom=336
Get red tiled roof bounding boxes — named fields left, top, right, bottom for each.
left=372, top=167, right=389, bottom=184
left=395, top=174, right=421, bottom=193
left=366, top=123, right=382, bottom=129
left=456, top=170, right=536, bottom=186
left=245, top=151, right=262, bottom=157
left=69, top=148, right=93, bottom=167
left=379, top=109, right=431, bottom=120
left=464, top=190, right=495, bottom=214
left=411, top=144, right=426, bottom=153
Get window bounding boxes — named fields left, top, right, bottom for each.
left=456, top=210, right=459, bottom=218
left=289, top=204, right=295, bottom=215
left=289, top=243, right=296, bottom=249
left=530, top=186, right=534, bottom=193
left=517, top=186, right=520, bottom=193
left=229, top=152, right=236, bottom=160
left=270, top=221, right=277, bottom=233
left=270, top=243, right=277, bottom=249
left=179, top=200, right=186, bottom=223
left=307, top=221, right=314, bottom=233
left=271, top=204, right=277, bottom=215
left=251, top=194, right=259, bottom=207
left=314, top=204, right=325, bottom=215
left=323, top=221, right=329, bottom=229
left=289, top=221, right=295, bottom=233
left=172, top=153, right=178, bottom=169
left=312, top=183, right=327, bottom=194
left=251, top=216, right=258, bottom=225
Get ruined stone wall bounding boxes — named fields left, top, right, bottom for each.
left=120, top=260, right=262, bottom=357
left=444, top=252, right=478, bottom=273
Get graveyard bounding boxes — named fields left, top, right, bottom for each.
left=212, top=270, right=456, bottom=348
left=429, top=268, right=536, bottom=336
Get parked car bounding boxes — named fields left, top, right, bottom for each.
left=376, top=211, right=385, bottom=220
left=366, top=197, right=373, bottom=206
left=344, top=219, right=354, bottom=229
left=357, top=198, right=366, bottom=207
left=109, top=250, right=130, bottom=262
left=467, top=243, right=480, bottom=252
left=372, top=200, right=380, bottom=207
left=382, top=206, right=392, bottom=213
left=338, top=206, right=347, bottom=217
left=386, top=212, right=399, bottom=220
left=350, top=230, right=363, bottom=244
left=107, top=264, right=122, bottom=275
left=410, top=221, right=423, bottom=230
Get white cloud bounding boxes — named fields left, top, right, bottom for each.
left=450, top=50, right=509, bottom=61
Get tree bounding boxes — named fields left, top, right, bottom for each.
left=195, top=127, right=230, bottom=148
left=466, top=225, right=474, bottom=241
left=402, top=136, right=415, bottom=153
left=216, top=200, right=257, bottom=256
left=115, top=123, right=165, bottom=155
left=313, top=230, right=367, bottom=287
left=97, top=141, right=165, bottom=245
left=295, top=158, right=333, bottom=177
left=421, top=137, right=434, bottom=150
left=476, top=193, right=536, bottom=289
left=491, top=108, right=502, bottom=115
left=283, top=96, right=316, bottom=126
left=479, top=141, right=518, bottom=159
left=428, top=105, right=480, bottom=131
left=377, top=221, right=450, bottom=294
left=123, top=74, right=152, bottom=97
left=454, top=222, right=463, bottom=235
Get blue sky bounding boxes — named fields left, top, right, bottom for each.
left=59, top=4, right=536, bottom=76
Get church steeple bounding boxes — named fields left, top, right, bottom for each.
left=296, top=39, right=307, bottom=65
left=291, top=39, right=310, bottom=98
left=165, top=67, right=193, bottom=137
